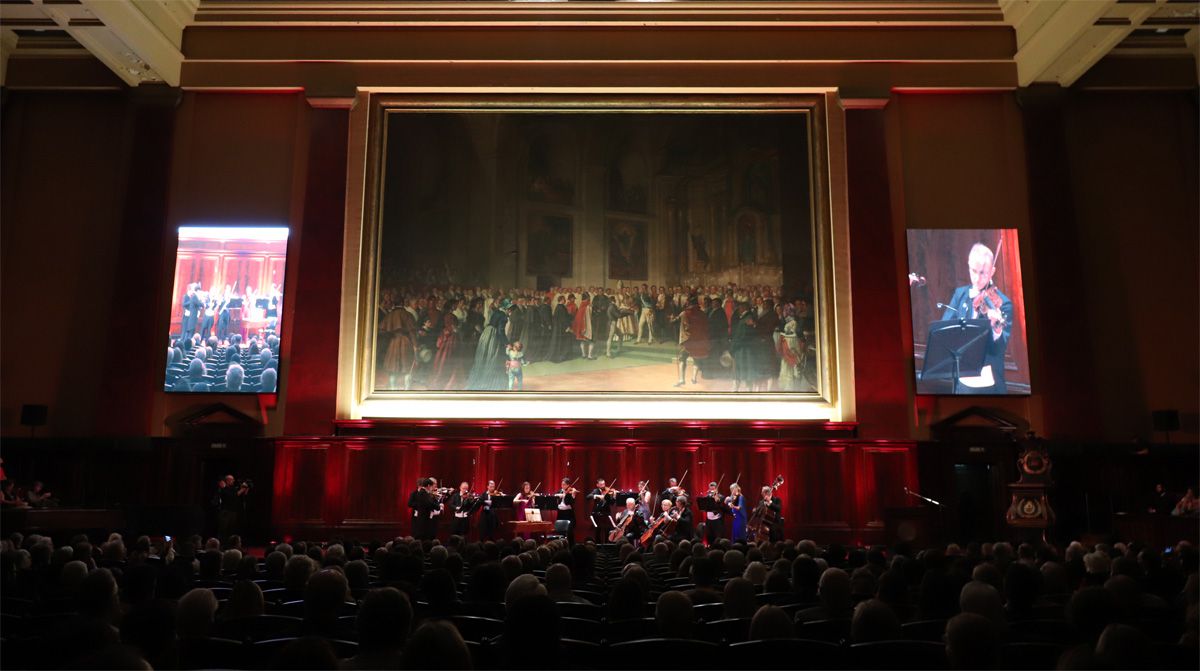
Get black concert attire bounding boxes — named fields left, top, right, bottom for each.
left=449, top=490, right=474, bottom=538
left=704, top=494, right=726, bottom=545
left=181, top=291, right=201, bottom=341
left=673, top=506, right=694, bottom=543
left=217, top=299, right=232, bottom=341
left=408, top=489, right=440, bottom=541
left=200, top=299, right=216, bottom=341
left=589, top=487, right=615, bottom=544
left=659, top=488, right=679, bottom=506
left=762, top=496, right=784, bottom=542
left=556, top=488, right=576, bottom=544
left=615, top=508, right=645, bottom=543
left=941, top=285, right=1014, bottom=394
left=217, top=484, right=244, bottom=541
left=480, top=490, right=500, bottom=540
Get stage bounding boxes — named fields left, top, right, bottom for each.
left=271, top=419, right=918, bottom=545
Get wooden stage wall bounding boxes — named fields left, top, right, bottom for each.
left=272, top=423, right=918, bottom=545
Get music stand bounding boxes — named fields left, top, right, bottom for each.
left=697, top=496, right=729, bottom=516
left=533, top=494, right=558, bottom=510
left=919, top=318, right=991, bottom=394
left=616, top=491, right=641, bottom=506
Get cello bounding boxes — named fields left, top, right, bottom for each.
left=745, top=475, right=784, bottom=543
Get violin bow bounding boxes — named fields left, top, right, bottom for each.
left=677, top=468, right=689, bottom=491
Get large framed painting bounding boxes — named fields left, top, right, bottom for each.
left=338, top=92, right=854, bottom=421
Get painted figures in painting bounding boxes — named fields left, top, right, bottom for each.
left=375, top=112, right=816, bottom=394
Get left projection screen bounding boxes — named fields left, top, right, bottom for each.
left=164, top=226, right=289, bottom=393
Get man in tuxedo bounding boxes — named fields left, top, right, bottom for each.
left=555, top=477, right=576, bottom=544
left=181, top=283, right=202, bottom=342
left=408, top=477, right=442, bottom=541
left=759, top=485, right=784, bottom=543
left=588, top=479, right=615, bottom=544
left=941, top=243, right=1014, bottom=394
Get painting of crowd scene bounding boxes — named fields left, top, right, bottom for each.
left=164, top=226, right=287, bottom=393
left=373, top=113, right=819, bottom=394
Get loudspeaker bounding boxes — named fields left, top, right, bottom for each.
left=20, top=404, right=47, bottom=427
left=1152, top=410, right=1180, bottom=433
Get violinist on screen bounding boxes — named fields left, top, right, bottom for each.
left=943, top=243, right=1014, bottom=394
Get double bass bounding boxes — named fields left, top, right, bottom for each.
left=745, top=475, right=784, bottom=543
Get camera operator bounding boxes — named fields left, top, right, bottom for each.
left=217, top=474, right=251, bottom=543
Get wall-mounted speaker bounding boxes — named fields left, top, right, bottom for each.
left=20, top=404, right=47, bottom=428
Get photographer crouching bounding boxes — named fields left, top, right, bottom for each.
left=216, top=474, right=252, bottom=544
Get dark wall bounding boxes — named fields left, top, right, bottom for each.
left=1, top=88, right=1196, bottom=442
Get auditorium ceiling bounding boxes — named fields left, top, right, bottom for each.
left=1, top=1, right=1196, bottom=92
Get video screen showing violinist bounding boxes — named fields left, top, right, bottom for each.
left=906, top=229, right=1030, bottom=395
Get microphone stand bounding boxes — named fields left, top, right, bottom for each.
left=904, top=486, right=946, bottom=545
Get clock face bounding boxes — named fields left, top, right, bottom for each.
left=1018, top=498, right=1041, bottom=518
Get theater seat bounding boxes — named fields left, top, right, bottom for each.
left=728, top=639, right=842, bottom=669
left=1009, top=619, right=1081, bottom=645
left=560, top=616, right=603, bottom=643
left=901, top=618, right=948, bottom=642
left=799, top=618, right=851, bottom=644
left=177, top=636, right=246, bottom=670
left=693, top=602, right=725, bottom=623
left=1001, top=642, right=1065, bottom=670
left=609, top=638, right=721, bottom=669
left=555, top=601, right=602, bottom=621
left=604, top=617, right=658, bottom=644
left=211, top=615, right=304, bottom=643
left=444, top=615, right=504, bottom=642
left=848, top=640, right=947, bottom=670
left=704, top=617, right=751, bottom=644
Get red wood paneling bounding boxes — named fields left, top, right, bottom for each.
left=271, top=436, right=917, bottom=544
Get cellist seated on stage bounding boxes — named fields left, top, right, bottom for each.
left=612, top=497, right=645, bottom=543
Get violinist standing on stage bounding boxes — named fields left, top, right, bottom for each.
left=480, top=480, right=501, bottom=541
left=942, top=242, right=1013, bottom=394
left=660, top=477, right=681, bottom=506
left=589, top=478, right=615, bottom=544
left=728, top=483, right=747, bottom=542
left=408, top=477, right=443, bottom=541
left=448, top=481, right=474, bottom=538
left=556, top=478, right=577, bottom=544
left=704, top=481, right=726, bottom=546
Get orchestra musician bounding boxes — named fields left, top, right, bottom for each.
left=556, top=477, right=577, bottom=544
left=479, top=479, right=502, bottom=541
left=659, top=477, right=681, bottom=506
left=758, top=485, right=784, bottom=542
left=513, top=481, right=535, bottom=540
left=638, top=487, right=655, bottom=521
left=704, top=481, right=726, bottom=545
left=588, top=478, right=615, bottom=544
left=408, top=477, right=443, bottom=541
left=672, top=495, right=694, bottom=543
left=448, top=481, right=474, bottom=538
left=727, top=483, right=747, bottom=542
left=614, top=497, right=646, bottom=543
left=942, top=242, right=1014, bottom=394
